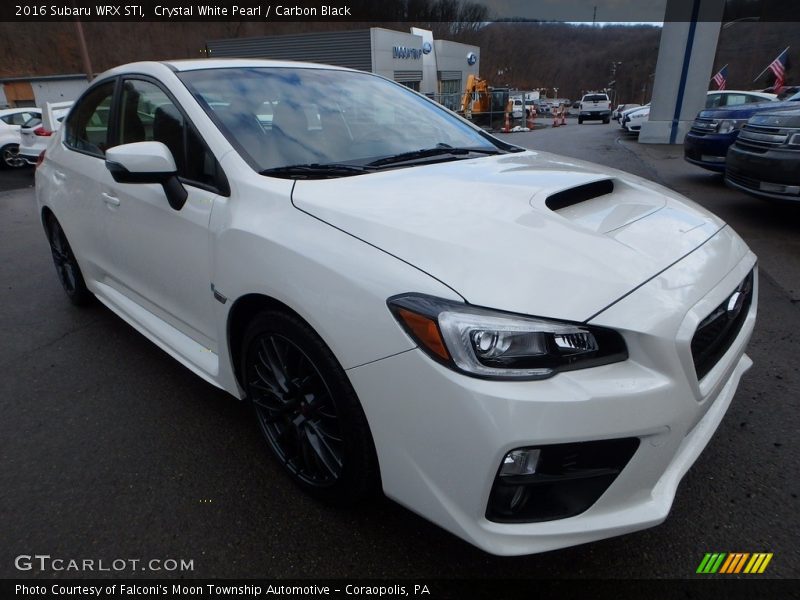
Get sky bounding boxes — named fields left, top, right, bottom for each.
left=472, top=0, right=670, bottom=22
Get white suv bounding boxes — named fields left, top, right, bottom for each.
left=36, top=60, right=756, bottom=556
left=578, top=93, right=612, bottom=124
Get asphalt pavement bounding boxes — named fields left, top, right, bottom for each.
left=1, top=124, right=798, bottom=582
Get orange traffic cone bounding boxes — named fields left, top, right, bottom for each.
left=527, top=109, right=536, bottom=130
left=552, top=107, right=560, bottom=127
left=503, top=112, right=511, bottom=133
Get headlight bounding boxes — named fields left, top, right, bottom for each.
left=717, top=119, right=748, bottom=134
left=387, top=294, right=627, bottom=380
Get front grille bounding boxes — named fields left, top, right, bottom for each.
left=690, top=119, right=717, bottom=136
left=726, top=169, right=761, bottom=191
left=691, top=271, right=753, bottom=381
left=736, top=124, right=799, bottom=152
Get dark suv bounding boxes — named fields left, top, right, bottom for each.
left=684, top=91, right=800, bottom=172
left=726, top=108, right=800, bottom=202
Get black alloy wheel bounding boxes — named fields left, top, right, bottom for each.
left=1, top=144, right=26, bottom=169
left=45, top=214, right=92, bottom=306
left=242, top=310, right=379, bottom=504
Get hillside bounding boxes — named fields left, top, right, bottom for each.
left=0, top=21, right=796, bottom=104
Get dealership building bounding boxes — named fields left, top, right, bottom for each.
left=206, top=28, right=480, bottom=99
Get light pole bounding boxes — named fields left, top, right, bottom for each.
left=610, top=61, right=622, bottom=105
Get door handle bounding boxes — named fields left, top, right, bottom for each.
left=101, top=192, right=120, bottom=207
left=53, top=170, right=67, bottom=181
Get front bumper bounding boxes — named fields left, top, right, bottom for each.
left=683, top=132, right=736, bottom=172
left=726, top=144, right=800, bottom=202
left=347, top=230, right=756, bottom=555
left=580, top=110, right=611, bottom=120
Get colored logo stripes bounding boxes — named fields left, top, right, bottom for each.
left=697, top=553, right=773, bottom=574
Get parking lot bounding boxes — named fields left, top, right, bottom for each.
left=1, top=121, right=798, bottom=580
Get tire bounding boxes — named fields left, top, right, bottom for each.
left=578, top=117, right=583, bottom=125
left=241, top=310, right=380, bottom=505
left=603, top=117, right=610, bottom=124
left=45, top=213, right=92, bottom=306
left=1, top=144, right=26, bottom=169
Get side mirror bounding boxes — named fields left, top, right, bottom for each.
left=105, top=141, right=188, bottom=211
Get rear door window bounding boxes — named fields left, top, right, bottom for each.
left=722, top=94, right=747, bottom=107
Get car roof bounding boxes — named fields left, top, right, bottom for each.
left=165, top=58, right=353, bottom=72
left=710, top=90, right=777, bottom=99
left=0, top=107, right=40, bottom=116
left=97, top=58, right=353, bottom=80
left=758, top=106, right=800, bottom=117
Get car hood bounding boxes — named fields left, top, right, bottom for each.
left=291, top=151, right=725, bottom=321
left=697, top=98, right=797, bottom=119
left=747, top=107, right=800, bottom=127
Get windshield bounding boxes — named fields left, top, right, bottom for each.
left=178, top=67, right=502, bottom=174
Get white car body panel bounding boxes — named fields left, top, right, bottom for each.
left=293, top=152, right=723, bottom=321
left=35, top=59, right=757, bottom=555
left=350, top=230, right=755, bottom=555
left=18, top=102, right=72, bottom=165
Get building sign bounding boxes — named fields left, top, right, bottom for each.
left=422, top=41, right=432, bottom=54
left=393, top=46, right=423, bottom=60
left=467, top=52, right=477, bottom=66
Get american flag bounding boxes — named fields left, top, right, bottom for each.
left=712, top=65, right=728, bottom=90
left=768, top=48, right=788, bottom=91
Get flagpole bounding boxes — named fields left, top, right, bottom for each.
left=753, top=47, right=789, bottom=83
left=710, top=64, right=728, bottom=81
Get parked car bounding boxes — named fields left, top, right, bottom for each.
left=684, top=91, right=797, bottom=172
left=612, top=103, right=640, bottom=121
left=725, top=107, right=800, bottom=202
left=578, top=93, right=611, bottom=124
left=534, top=99, right=551, bottom=115
left=0, top=107, right=41, bottom=168
left=705, top=90, right=776, bottom=109
left=621, top=104, right=650, bottom=133
left=37, top=60, right=757, bottom=556
left=624, top=91, right=776, bottom=137
left=18, top=101, right=73, bottom=166
left=523, top=99, right=538, bottom=117
left=568, top=101, right=581, bottom=116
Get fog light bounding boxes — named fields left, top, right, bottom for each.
left=500, top=448, right=541, bottom=477
left=487, top=438, right=640, bottom=523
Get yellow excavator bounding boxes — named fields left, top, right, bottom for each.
left=460, top=74, right=492, bottom=121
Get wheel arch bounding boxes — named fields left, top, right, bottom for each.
left=40, top=205, right=56, bottom=229
left=227, top=292, right=312, bottom=394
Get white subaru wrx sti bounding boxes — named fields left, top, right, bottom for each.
left=36, top=60, right=757, bottom=556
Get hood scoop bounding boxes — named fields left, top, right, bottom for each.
left=537, top=177, right=667, bottom=234
left=546, top=179, right=614, bottom=211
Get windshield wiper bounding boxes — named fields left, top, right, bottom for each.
left=367, top=145, right=502, bottom=167
left=259, top=163, right=375, bottom=179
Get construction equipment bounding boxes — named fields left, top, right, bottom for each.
left=460, top=74, right=492, bottom=121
